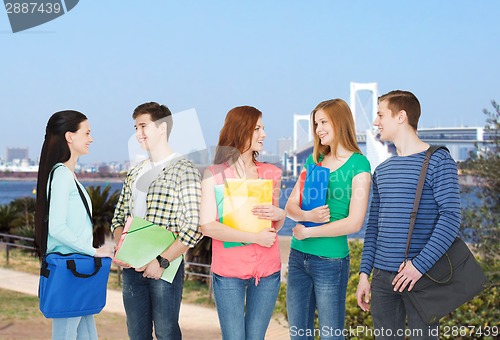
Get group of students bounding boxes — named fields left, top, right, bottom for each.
left=34, top=89, right=461, bottom=340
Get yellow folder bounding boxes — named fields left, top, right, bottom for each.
left=114, top=216, right=182, bottom=283
left=221, top=179, right=273, bottom=233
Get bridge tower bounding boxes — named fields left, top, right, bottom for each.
left=350, top=82, right=391, bottom=171
left=350, top=82, right=378, bottom=132
left=291, top=82, right=391, bottom=177
left=292, top=114, right=313, bottom=177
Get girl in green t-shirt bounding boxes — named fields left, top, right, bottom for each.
left=285, top=99, right=371, bottom=339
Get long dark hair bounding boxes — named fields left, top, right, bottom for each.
left=34, top=110, right=88, bottom=257
left=214, top=106, right=262, bottom=165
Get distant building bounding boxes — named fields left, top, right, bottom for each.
left=258, top=151, right=281, bottom=165
left=417, top=127, right=488, bottom=161
left=6, top=147, right=29, bottom=162
left=210, top=145, right=218, bottom=163
left=289, top=127, right=488, bottom=177
left=186, top=149, right=210, bottom=166
left=277, top=137, right=292, bottom=157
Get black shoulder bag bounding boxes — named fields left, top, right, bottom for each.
left=404, top=146, right=489, bottom=325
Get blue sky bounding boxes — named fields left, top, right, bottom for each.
left=1, top=1, right=498, bottom=163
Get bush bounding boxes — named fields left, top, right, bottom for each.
left=277, top=240, right=498, bottom=340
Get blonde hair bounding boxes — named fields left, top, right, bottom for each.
left=311, top=99, right=360, bottom=163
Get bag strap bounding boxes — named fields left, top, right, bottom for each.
left=404, top=145, right=449, bottom=260
left=75, top=180, right=92, bottom=221
left=66, top=257, right=103, bottom=278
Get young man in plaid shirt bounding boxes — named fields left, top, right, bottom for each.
left=111, top=102, right=202, bottom=340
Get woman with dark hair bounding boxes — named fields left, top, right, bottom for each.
left=35, top=110, right=110, bottom=340
left=285, top=99, right=371, bottom=339
left=200, top=106, right=286, bottom=339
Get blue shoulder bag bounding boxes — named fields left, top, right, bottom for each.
left=38, top=166, right=111, bottom=318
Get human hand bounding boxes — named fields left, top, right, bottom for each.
left=254, top=228, right=277, bottom=248
left=252, top=204, right=285, bottom=221
left=304, top=205, right=330, bottom=223
left=356, top=273, right=371, bottom=311
left=94, top=247, right=113, bottom=258
left=111, top=244, right=132, bottom=268
left=136, top=259, right=163, bottom=280
left=113, top=227, right=124, bottom=246
left=392, top=260, right=423, bottom=292
left=292, top=224, right=309, bottom=240
left=112, top=258, right=132, bottom=268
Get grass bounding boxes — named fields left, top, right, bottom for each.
left=0, top=247, right=215, bottom=307
left=0, top=247, right=40, bottom=275
left=0, top=247, right=123, bottom=290
left=0, top=288, right=41, bottom=320
left=183, top=277, right=214, bottom=306
left=0, top=288, right=129, bottom=339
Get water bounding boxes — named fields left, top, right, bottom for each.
left=0, top=180, right=123, bottom=206
left=0, top=179, right=480, bottom=238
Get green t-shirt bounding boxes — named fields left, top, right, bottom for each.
left=291, top=153, right=371, bottom=258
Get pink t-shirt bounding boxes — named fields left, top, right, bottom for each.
left=209, top=162, right=282, bottom=284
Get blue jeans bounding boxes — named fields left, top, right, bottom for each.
left=286, top=249, right=350, bottom=340
left=213, top=271, right=281, bottom=340
left=52, top=315, right=98, bottom=340
left=371, top=268, right=439, bottom=340
left=122, top=263, right=184, bottom=340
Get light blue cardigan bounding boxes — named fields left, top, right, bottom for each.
left=47, top=164, right=95, bottom=256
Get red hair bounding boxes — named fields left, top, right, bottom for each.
left=214, top=106, right=262, bottom=165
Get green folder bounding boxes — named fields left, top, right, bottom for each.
left=114, top=216, right=182, bottom=283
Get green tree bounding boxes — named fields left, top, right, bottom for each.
left=86, top=185, right=120, bottom=248
left=460, top=100, right=499, bottom=281
left=0, top=204, right=19, bottom=234
left=10, top=197, right=36, bottom=231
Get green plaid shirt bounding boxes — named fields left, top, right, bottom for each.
left=111, top=158, right=202, bottom=248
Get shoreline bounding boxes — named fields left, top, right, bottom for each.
left=0, top=173, right=481, bottom=186
left=0, top=176, right=125, bottom=183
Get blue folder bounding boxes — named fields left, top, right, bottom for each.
left=301, top=164, right=329, bottom=227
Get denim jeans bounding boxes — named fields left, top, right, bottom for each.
left=287, top=248, right=350, bottom=340
left=122, top=263, right=184, bottom=340
left=52, top=315, right=98, bottom=340
left=371, top=268, right=439, bottom=340
left=212, top=271, right=280, bottom=340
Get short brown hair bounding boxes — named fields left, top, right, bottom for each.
left=214, top=106, right=262, bottom=165
left=133, top=102, right=173, bottom=139
left=311, top=99, right=361, bottom=162
left=378, top=90, right=421, bottom=131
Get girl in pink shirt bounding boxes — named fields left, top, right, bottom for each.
left=200, top=106, right=286, bottom=340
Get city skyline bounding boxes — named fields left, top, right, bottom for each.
left=1, top=1, right=498, bottom=163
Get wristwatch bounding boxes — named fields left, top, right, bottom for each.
left=156, top=255, right=170, bottom=269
